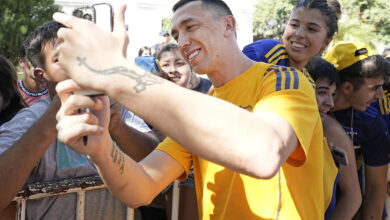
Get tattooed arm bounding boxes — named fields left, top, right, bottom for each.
left=55, top=87, right=184, bottom=207
left=54, top=10, right=298, bottom=179
left=95, top=142, right=184, bottom=207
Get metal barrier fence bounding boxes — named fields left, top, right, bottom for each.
left=13, top=175, right=181, bottom=220
left=10, top=169, right=390, bottom=219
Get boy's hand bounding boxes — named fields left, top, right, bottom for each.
left=55, top=79, right=112, bottom=160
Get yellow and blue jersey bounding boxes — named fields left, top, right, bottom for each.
left=157, top=62, right=336, bottom=219
left=243, top=39, right=316, bottom=89
left=378, top=90, right=390, bottom=115
left=243, top=38, right=336, bottom=219
left=243, top=39, right=289, bottom=66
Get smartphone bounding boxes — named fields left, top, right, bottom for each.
left=330, top=145, right=348, bottom=166
left=71, top=3, right=113, bottom=32
left=71, top=3, right=114, bottom=96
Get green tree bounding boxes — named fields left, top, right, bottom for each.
left=0, top=0, right=61, bottom=65
left=162, top=17, right=172, bottom=34
left=252, top=0, right=390, bottom=50
left=339, top=0, right=390, bottom=46
left=252, top=0, right=298, bottom=41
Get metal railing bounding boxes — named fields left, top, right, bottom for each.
left=13, top=175, right=180, bottom=220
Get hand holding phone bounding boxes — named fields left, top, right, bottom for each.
left=70, top=3, right=114, bottom=144
left=71, top=3, right=114, bottom=97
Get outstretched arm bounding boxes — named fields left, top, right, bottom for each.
left=53, top=8, right=301, bottom=179
left=0, top=97, right=60, bottom=210
left=53, top=9, right=301, bottom=178
left=55, top=83, right=184, bottom=207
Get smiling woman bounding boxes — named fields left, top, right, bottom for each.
left=157, top=43, right=211, bottom=92
left=243, top=0, right=339, bottom=71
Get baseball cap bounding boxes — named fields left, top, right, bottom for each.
left=159, top=30, right=169, bottom=36
left=324, top=41, right=377, bottom=71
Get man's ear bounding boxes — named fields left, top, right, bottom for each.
left=340, top=81, right=354, bottom=95
left=18, top=58, right=24, bottom=68
left=33, top=67, right=46, bottom=81
left=223, top=15, right=236, bottom=38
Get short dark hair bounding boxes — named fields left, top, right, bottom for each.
left=293, top=0, right=339, bottom=38
left=138, top=46, right=151, bottom=57
left=157, top=43, right=180, bottom=60
left=173, top=0, right=233, bottom=18
left=326, top=0, right=341, bottom=19
left=24, top=21, right=64, bottom=69
left=339, top=55, right=389, bottom=91
left=0, top=55, right=26, bottom=123
left=306, top=56, right=339, bottom=86
left=18, top=41, right=26, bottom=60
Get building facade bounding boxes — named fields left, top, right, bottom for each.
left=55, top=0, right=256, bottom=60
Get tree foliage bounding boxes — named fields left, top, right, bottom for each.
left=253, top=0, right=390, bottom=49
left=253, top=0, right=298, bottom=41
left=340, top=0, right=390, bottom=47
left=0, top=0, right=61, bottom=65
left=162, top=17, right=172, bottom=34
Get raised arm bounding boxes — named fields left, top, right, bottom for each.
left=53, top=10, right=299, bottom=179
left=0, top=96, right=60, bottom=210
left=55, top=83, right=184, bottom=207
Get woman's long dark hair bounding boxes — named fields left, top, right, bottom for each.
left=0, top=55, right=26, bottom=124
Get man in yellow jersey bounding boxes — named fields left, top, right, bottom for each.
left=53, top=0, right=336, bottom=219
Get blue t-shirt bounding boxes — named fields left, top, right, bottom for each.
left=331, top=107, right=390, bottom=167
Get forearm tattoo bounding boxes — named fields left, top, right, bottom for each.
left=77, top=57, right=163, bottom=93
left=110, top=142, right=125, bottom=174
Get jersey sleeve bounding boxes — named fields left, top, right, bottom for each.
left=378, top=90, right=390, bottom=116
left=242, top=39, right=289, bottom=66
left=253, top=65, right=320, bottom=166
left=155, top=137, right=193, bottom=180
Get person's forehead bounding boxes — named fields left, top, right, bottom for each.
left=316, top=77, right=332, bottom=87
left=290, top=8, right=327, bottom=25
left=172, top=1, right=207, bottom=28
left=160, top=50, right=183, bottom=61
left=42, top=40, right=60, bottom=56
left=364, top=76, right=384, bottom=85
